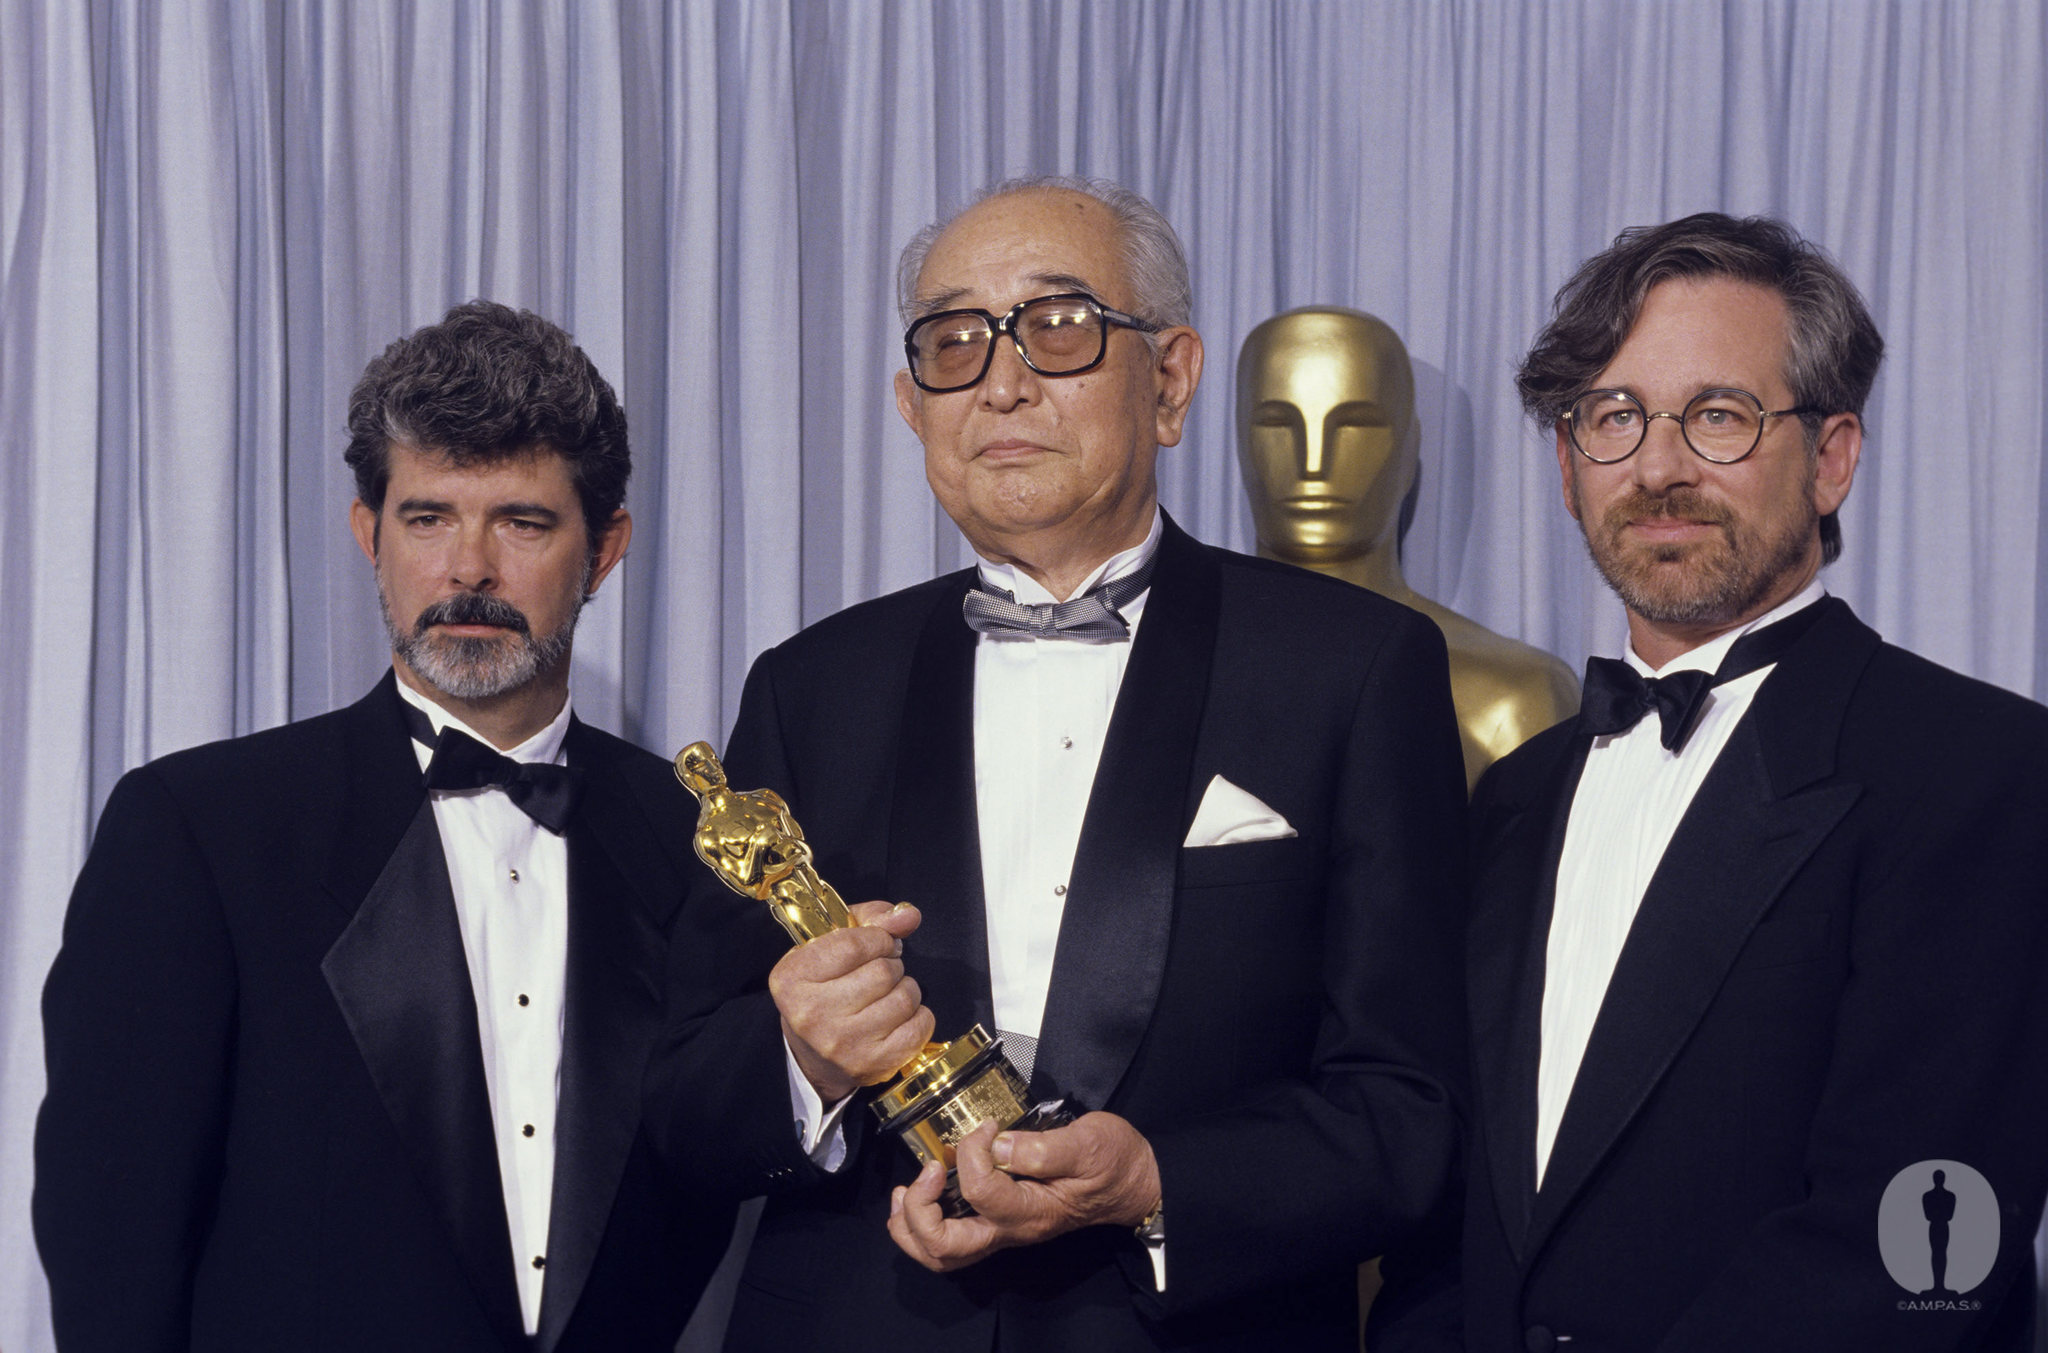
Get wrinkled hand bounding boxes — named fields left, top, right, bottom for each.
left=887, top=1113, right=1161, bottom=1272
left=772, top=901, right=935, bottom=1103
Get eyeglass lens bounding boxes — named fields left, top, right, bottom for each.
left=1569, top=389, right=1768, bottom=464
left=910, top=296, right=1106, bottom=390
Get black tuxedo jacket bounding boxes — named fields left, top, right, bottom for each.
left=652, top=517, right=1470, bottom=1352
left=35, top=673, right=736, bottom=1353
left=1455, top=598, right=2048, bottom=1351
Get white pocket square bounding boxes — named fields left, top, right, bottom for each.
left=1183, top=774, right=1297, bottom=847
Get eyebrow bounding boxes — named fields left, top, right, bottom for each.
left=393, top=497, right=561, bottom=522
left=1588, top=382, right=1763, bottom=401
left=910, top=271, right=1108, bottom=320
left=492, top=502, right=561, bottom=521
left=1030, top=271, right=1099, bottom=295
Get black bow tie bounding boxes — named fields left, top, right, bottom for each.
left=1579, top=662, right=1716, bottom=753
left=1579, top=598, right=1835, bottom=753
left=962, top=553, right=1157, bottom=642
left=400, top=701, right=582, bottom=833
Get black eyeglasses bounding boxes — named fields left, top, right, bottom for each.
left=904, top=292, right=1162, bottom=393
left=1563, top=388, right=1823, bottom=465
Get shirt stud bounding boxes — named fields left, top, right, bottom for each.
left=508, top=867, right=520, bottom=882
left=1054, top=883, right=1067, bottom=897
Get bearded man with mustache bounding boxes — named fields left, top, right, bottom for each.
left=1373, top=213, right=2048, bottom=1353
left=36, top=301, right=753, bottom=1353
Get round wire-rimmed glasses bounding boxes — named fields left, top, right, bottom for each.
left=1563, top=387, right=1823, bottom=465
left=904, top=292, right=1162, bottom=394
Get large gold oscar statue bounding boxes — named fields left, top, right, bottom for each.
left=1237, top=307, right=1577, bottom=789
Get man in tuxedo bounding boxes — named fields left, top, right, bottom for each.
left=35, top=301, right=738, bottom=1351
left=1444, top=213, right=2048, bottom=1350
left=653, top=176, right=1468, bottom=1352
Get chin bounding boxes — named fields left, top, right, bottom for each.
left=1262, top=531, right=1366, bottom=563
left=1607, top=559, right=1759, bottom=628
left=961, top=481, right=1072, bottom=532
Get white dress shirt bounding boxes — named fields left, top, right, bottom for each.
left=1535, top=581, right=1824, bottom=1187
left=972, top=512, right=1158, bottom=1047
left=398, top=679, right=570, bottom=1336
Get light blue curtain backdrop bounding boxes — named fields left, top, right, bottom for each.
left=5, top=2, right=2046, bottom=1348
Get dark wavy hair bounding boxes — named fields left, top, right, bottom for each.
left=344, top=300, right=629, bottom=545
left=1517, top=213, right=1882, bottom=564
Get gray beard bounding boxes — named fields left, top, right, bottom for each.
left=379, top=581, right=584, bottom=701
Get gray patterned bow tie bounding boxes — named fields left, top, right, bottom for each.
left=961, top=554, right=1157, bottom=642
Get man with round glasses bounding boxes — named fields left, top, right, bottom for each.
left=1400, top=212, right=2048, bottom=1351
left=661, top=176, right=1467, bottom=1351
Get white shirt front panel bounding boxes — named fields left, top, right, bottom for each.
left=972, top=512, right=1159, bottom=1041
left=1534, top=582, right=1824, bottom=1186
left=398, top=679, right=571, bottom=1335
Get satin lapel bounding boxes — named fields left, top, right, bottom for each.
left=1030, top=520, right=1220, bottom=1112
left=320, top=671, right=435, bottom=921
left=1526, top=697, right=1863, bottom=1259
left=887, top=571, right=994, bottom=1036
left=534, top=724, right=674, bottom=1353
left=1467, top=730, right=1590, bottom=1264
left=322, top=797, right=524, bottom=1347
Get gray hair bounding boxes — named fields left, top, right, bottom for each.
left=895, top=175, right=1192, bottom=332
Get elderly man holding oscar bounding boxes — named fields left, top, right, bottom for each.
left=650, top=176, right=1468, bottom=1353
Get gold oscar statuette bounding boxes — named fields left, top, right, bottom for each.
left=674, top=741, right=1069, bottom=1213
left=1237, top=307, right=1579, bottom=788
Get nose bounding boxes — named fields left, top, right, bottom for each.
left=1299, top=418, right=1326, bottom=480
left=1630, top=411, right=1701, bottom=494
left=448, top=521, right=499, bottom=591
left=978, top=333, right=1041, bottom=412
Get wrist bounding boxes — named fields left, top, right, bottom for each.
left=783, top=1019, right=857, bottom=1103
left=1113, top=1134, right=1163, bottom=1228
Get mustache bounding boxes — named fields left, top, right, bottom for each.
left=1602, top=486, right=1733, bottom=531
left=413, top=592, right=531, bottom=636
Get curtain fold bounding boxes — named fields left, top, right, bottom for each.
left=5, top=3, right=2045, bottom=1347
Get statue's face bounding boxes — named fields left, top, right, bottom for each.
left=1235, top=310, right=1417, bottom=561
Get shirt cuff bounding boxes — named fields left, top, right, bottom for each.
left=1145, top=1236, right=1166, bottom=1291
left=784, top=1037, right=852, bottom=1172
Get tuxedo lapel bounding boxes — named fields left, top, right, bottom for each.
left=321, top=672, right=435, bottom=920
left=888, top=571, right=996, bottom=1036
left=320, top=693, right=525, bottom=1348
left=535, top=724, right=676, bottom=1353
left=1031, top=518, right=1220, bottom=1112
left=1524, top=604, right=1876, bottom=1259
left=1468, top=731, right=1589, bottom=1262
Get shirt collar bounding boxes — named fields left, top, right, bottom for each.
left=974, top=508, right=1163, bottom=607
left=395, top=675, right=573, bottom=768
left=1627, top=577, right=1828, bottom=678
